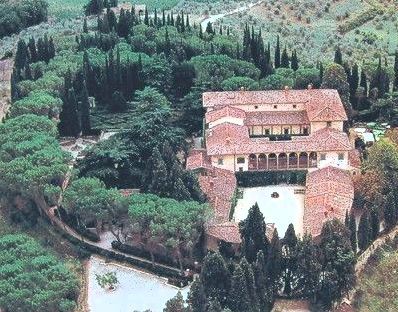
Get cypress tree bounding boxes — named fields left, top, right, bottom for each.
left=162, top=10, right=166, bottom=26
left=274, top=35, right=281, bottom=68
left=253, top=251, right=273, bottom=312
left=83, top=18, right=88, bottom=33
left=360, top=70, right=368, bottom=97
left=207, top=299, right=222, bottom=312
left=240, top=258, right=260, bottom=312
left=27, top=37, right=38, bottom=63
left=239, top=202, right=269, bottom=263
left=384, top=192, right=397, bottom=230
left=59, top=88, right=81, bottom=137
left=205, top=22, right=213, bottom=34
left=370, top=209, right=380, bottom=241
left=344, top=210, right=350, bottom=228
left=187, top=278, right=207, bottom=312
left=15, top=39, right=28, bottom=70
left=350, top=63, right=359, bottom=97
left=394, top=51, right=398, bottom=91
left=282, top=224, right=298, bottom=296
left=147, top=147, right=168, bottom=196
left=228, top=265, right=252, bottom=312
left=80, top=81, right=91, bottom=135
left=201, top=252, right=231, bottom=306
left=349, top=213, right=357, bottom=253
left=144, top=7, right=149, bottom=25
left=154, top=8, right=158, bottom=27
left=281, top=47, right=289, bottom=68
left=334, top=46, right=343, bottom=65
left=358, top=212, right=371, bottom=251
left=291, top=50, right=299, bottom=71
left=267, top=229, right=282, bottom=293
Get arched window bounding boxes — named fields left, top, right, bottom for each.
left=289, top=153, right=298, bottom=168
left=249, top=154, right=257, bottom=170
left=258, top=154, right=267, bottom=170
left=299, top=152, right=308, bottom=168
left=268, top=153, right=277, bottom=170
left=278, top=153, right=288, bottom=169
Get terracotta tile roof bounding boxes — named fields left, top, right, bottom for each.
left=186, top=149, right=212, bottom=170
left=205, top=106, right=246, bottom=123
left=244, top=110, right=309, bottom=126
left=304, top=167, right=354, bottom=237
left=207, top=222, right=241, bottom=244
left=348, top=149, right=361, bottom=169
left=198, top=167, right=237, bottom=222
left=206, top=124, right=352, bottom=155
left=203, top=89, right=347, bottom=122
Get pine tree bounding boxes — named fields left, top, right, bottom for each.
left=358, top=211, right=371, bottom=251
left=274, top=35, right=281, bottom=68
left=291, top=50, right=299, bottom=71
left=206, top=299, right=222, bottom=312
left=280, top=47, right=289, bottom=68
left=334, top=46, right=343, bottom=65
left=239, top=202, right=269, bottom=263
left=188, top=278, right=207, bottom=312
left=349, top=213, right=357, bottom=253
left=164, top=291, right=187, bottom=312
left=228, top=265, right=252, bottom=312
left=201, top=252, right=231, bottom=306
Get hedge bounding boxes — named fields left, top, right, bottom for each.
left=54, top=208, right=100, bottom=242
left=111, top=240, right=197, bottom=271
left=51, top=224, right=191, bottom=284
left=236, top=170, right=307, bottom=187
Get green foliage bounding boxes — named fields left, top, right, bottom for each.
left=221, top=76, right=259, bottom=91
left=11, top=90, right=62, bottom=118
left=62, top=177, right=127, bottom=226
left=95, top=271, right=118, bottom=289
left=0, top=234, right=79, bottom=312
left=0, top=0, right=48, bottom=38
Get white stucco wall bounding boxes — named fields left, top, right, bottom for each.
left=311, top=121, right=343, bottom=132
left=318, top=151, right=349, bottom=169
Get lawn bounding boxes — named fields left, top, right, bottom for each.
left=356, top=242, right=398, bottom=311
left=233, top=185, right=305, bottom=237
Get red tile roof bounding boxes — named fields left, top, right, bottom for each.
left=206, top=106, right=246, bottom=123
left=203, top=89, right=347, bottom=122
left=198, top=167, right=237, bottom=223
left=348, top=149, right=361, bottom=169
left=207, top=222, right=241, bottom=244
left=206, top=124, right=352, bottom=155
left=245, top=110, right=309, bottom=126
left=186, top=149, right=212, bottom=170
left=304, top=166, right=354, bottom=237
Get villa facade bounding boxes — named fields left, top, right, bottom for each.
left=187, top=89, right=360, bottom=248
left=202, top=89, right=354, bottom=172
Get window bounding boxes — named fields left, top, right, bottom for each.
left=254, top=105, right=258, bottom=109
left=264, top=129, right=270, bottom=135
left=320, top=153, right=326, bottom=161
left=338, top=153, right=345, bottom=160
left=293, top=104, right=297, bottom=109
left=284, top=128, right=289, bottom=135
left=237, top=157, right=245, bottom=164
left=327, top=121, right=332, bottom=127
left=303, top=127, right=309, bottom=135
left=273, top=105, right=278, bottom=109
left=217, top=158, right=224, bottom=165
left=239, top=167, right=243, bottom=172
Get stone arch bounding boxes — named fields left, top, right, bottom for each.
left=299, top=152, right=308, bottom=168
left=249, top=154, right=257, bottom=170
left=268, top=153, right=277, bottom=170
left=278, top=153, right=288, bottom=169
left=289, top=152, right=298, bottom=168
left=309, top=152, right=317, bottom=168
left=258, top=153, right=267, bottom=170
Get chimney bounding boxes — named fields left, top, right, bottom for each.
left=284, top=85, right=290, bottom=91
left=307, top=83, right=313, bottom=90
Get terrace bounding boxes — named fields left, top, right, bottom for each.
left=247, top=152, right=318, bottom=171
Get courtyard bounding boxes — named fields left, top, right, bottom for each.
left=88, top=256, right=189, bottom=312
left=234, top=185, right=305, bottom=237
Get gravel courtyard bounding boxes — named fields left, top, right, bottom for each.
left=234, top=185, right=305, bottom=236
left=88, top=256, right=189, bottom=312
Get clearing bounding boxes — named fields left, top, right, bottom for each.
left=233, top=185, right=305, bottom=237
left=88, top=256, right=189, bottom=312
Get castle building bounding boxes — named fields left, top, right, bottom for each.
left=187, top=89, right=360, bottom=248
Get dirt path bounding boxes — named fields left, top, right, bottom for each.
left=200, top=0, right=264, bottom=30
left=0, top=59, right=13, bottom=121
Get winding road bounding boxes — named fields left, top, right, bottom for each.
left=200, top=0, right=264, bottom=30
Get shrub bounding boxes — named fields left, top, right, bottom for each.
left=235, top=170, right=307, bottom=187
